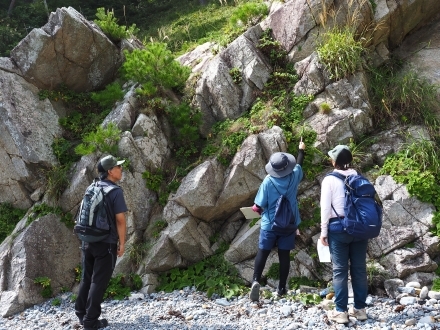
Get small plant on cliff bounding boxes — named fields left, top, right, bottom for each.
left=95, top=7, right=139, bottom=41
left=122, top=42, right=191, bottom=97
left=0, top=203, right=26, bottom=244
left=74, top=123, right=121, bottom=156
left=152, top=220, right=168, bottom=239
left=317, top=26, right=365, bottom=80
left=91, top=82, right=124, bottom=110
left=229, top=67, right=242, bottom=84
left=26, top=203, right=72, bottom=228
left=34, top=276, right=53, bottom=298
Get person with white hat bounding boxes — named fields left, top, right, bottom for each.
left=249, top=140, right=306, bottom=301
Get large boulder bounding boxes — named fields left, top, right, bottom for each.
left=0, top=214, right=80, bottom=317
left=0, top=69, right=61, bottom=209
left=10, top=7, right=121, bottom=92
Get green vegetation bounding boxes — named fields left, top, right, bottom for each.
left=317, top=26, right=365, bottom=80
left=0, top=203, right=26, bottom=243
left=152, top=220, right=168, bottom=239
left=128, top=241, right=152, bottom=268
left=122, top=43, right=191, bottom=97
left=104, top=273, right=143, bottom=300
left=70, top=293, right=78, bottom=302
left=266, top=263, right=280, bottom=280
left=74, top=264, right=82, bottom=282
left=51, top=297, right=61, bottom=306
left=26, top=203, right=73, bottom=228
left=157, top=244, right=248, bottom=299
left=298, top=197, right=320, bottom=230
left=319, top=102, right=331, bottom=114
left=368, top=62, right=439, bottom=130
left=34, top=276, right=53, bottom=298
left=432, top=278, right=440, bottom=291
left=229, top=67, right=242, bottom=84
left=91, top=82, right=125, bottom=109
left=74, top=123, right=121, bottom=156
left=229, top=2, right=268, bottom=28
left=380, top=140, right=440, bottom=235
left=288, top=276, right=323, bottom=290
left=95, top=7, right=139, bottom=42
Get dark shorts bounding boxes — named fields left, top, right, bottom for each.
left=259, top=229, right=296, bottom=250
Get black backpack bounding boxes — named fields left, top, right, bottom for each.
left=269, top=175, right=297, bottom=234
left=74, top=180, right=119, bottom=242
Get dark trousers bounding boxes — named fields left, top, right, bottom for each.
left=75, top=242, right=117, bottom=327
left=253, top=248, right=291, bottom=289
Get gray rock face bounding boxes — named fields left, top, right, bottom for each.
left=194, top=25, right=272, bottom=136
left=10, top=7, right=121, bottom=92
left=0, top=69, right=61, bottom=209
left=0, top=214, right=80, bottom=317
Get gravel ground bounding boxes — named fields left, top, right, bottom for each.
left=1, top=287, right=439, bottom=330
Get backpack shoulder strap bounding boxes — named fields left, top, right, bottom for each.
left=97, top=180, right=120, bottom=194
left=268, top=173, right=292, bottom=197
left=326, top=172, right=346, bottom=181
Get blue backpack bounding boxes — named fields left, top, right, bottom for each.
left=269, top=175, right=297, bottom=234
left=327, top=172, right=382, bottom=239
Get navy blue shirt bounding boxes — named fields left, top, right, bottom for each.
left=100, top=180, right=128, bottom=244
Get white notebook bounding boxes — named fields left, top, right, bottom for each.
left=240, top=207, right=261, bottom=219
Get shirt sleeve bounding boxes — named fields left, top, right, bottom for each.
left=254, top=178, right=269, bottom=210
left=320, top=176, right=332, bottom=237
left=112, top=189, right=128, bottom=214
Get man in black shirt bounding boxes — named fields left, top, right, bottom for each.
left=75, top=155, right=127, bottom=329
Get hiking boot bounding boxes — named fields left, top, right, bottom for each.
left=276, top=287, right=287, bottom=297
left=83, top=318, right=109, bottom=330
left=327, top=310, right=349, bottom=324
left=249, top=281, right=260, bottom=301
left=349, top=306, right=367, bottom=320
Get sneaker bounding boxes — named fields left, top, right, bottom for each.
left=249, top=281, right=260, bottom=301
left=327, top=310, right=349, bottom=324
left=349, top=306, right=367, bottom=320
left=84, top=318, right=109, bottom=330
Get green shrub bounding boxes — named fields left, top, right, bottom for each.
left=0, top=203, right=26, bottom=243
left=142, top=170, right=163, bottom=192
left=104, top=273, right=143, bottom=300
left=165, top=102, right=202, bottom=145
left=229, top=2, right=268, bottom=27
left=34, top=276, right=52, bottom=298
left=95, top=7, right=139, bottom=42
left=122, top=42, right=191, bottom=97
left=74, top=123, right=121, bottom=156
left=91, top=82, right=124, bottom=109
left=317, top=26, right=365, bottom=80
left=157, top=247, right=247, bottom=299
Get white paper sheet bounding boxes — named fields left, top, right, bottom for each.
left=240, top=207, right=261, bottom=219
left=317, top=238, right=331, bottom=262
